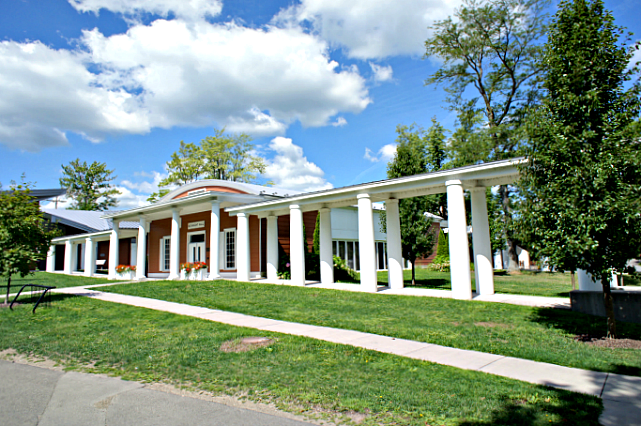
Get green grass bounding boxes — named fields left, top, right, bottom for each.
left=372, top=269, right=574, bottom=298
left=372, top=269, right=641, bottom=297
left=0, top=295, right=602, bottom=425
left=102, top=280, right=641, bottom=376
left=3, top=271, right=120, bottom=292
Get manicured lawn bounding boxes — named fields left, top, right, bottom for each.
left=103, top=280, right=641, bottom=376
left=3, top=271, right=119, bottom=292
left=373, top=269, right=641, bottom=297
left=372, top=269, right=575, bottom=298
left=0, top=295, right=601, bottom=425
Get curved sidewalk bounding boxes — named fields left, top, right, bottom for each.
left=54, top=286, right=639, bottom=425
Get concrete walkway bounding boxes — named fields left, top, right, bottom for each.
left=0, top=360, right=315, bottom=426
left=52, top=286, right=639, bottom=425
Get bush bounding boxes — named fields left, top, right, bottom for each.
left=333, top=255, right=358, bottom=282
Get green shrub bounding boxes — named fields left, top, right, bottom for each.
left=333, top=255, right=358, bottom=282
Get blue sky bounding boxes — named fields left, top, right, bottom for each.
left=1, top=0, right=639, bottom=209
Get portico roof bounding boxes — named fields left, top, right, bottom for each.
left=226, top=157, right=525, bottom=218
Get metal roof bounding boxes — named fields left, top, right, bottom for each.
left=43, top=209, right=139, bottom=232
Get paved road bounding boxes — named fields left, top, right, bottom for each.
left=0, top=360, right=316, bottom=426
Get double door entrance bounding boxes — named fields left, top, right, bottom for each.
left=187, top=232, right=206, bottom=263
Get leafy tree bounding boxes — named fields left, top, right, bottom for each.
left=0, top=181, right=58, bottom=303
left=159, top=141, right=204, bottom=187
left=519, top=0, right=641, bottom=338
left=387, top=124, right=437, bottom=286
left=160, top=130, right=267, bottom=192
left=60, top=159, right=120, bottom=211
left=424, top=0, right=548, bottom=271
left=425, top=118, right=449, bottom=219
left=312, top=213, right=321, bottom=255
left=146, top=188, right=171, bottom=203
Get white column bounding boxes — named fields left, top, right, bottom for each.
left=168, top=209, right=180, bottom=280
left=357, top=194, right=378, bottom=292
left=108, top=220, right=120, bottom=279
left=237, top=213, right=250, bottom=282
left=446, top=180, right=472, bottom=300
left=385, top=199, right=404, bottom=290
left=319, top=208, right=334, bottom=284
left=46, top=246, right=55, bottom=273
left=84, top=237, right=95, bottom=277
left=289, top=205, right=306, bottom=286
left=63, top=240, right=72, bottom=275
left=471, top=188, right=494, bottom=295
left=136, top=217, right=147, bottom=280
left=209, top=201, right=221, bottom=279
left=266, top=215, right=279, bottom=281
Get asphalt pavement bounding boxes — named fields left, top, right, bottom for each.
left=0, top=360, right=317, bottom=426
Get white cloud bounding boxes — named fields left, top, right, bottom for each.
left=0, top=41, right=149, bottom=152
left=369, top=62, right=393, bottom=82
left=113, top=185, right=151, bottom=209
left=121, top=170, right=167, bottom=194
left=364, top=143, right=396, bottom=162
left=332, top=116, right=347, bottom=127
left=68, top=0, right=223, bottom=21
left=0, top=20, right=372, bottom=152
left=263, top=136, right=333, bottom=192
left=274, top=0, right=463, bottom=59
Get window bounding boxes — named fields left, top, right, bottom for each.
left=160, top=236, right=171, bottom=271
left=224, top=229, right=236, bottom=269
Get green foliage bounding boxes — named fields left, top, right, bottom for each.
left=425, top=0, right=548, bottom=269
left=146, top=188, right=171, bottom=203
left=333, top=255, right=358, bottom=282
left=277, top=244, right=291, bottom=279
left=0, top=181, right=58, bottom=302
left=519, top=0, right=641, bottom=337
left=59, top=159, right=120, bottom=211
left=436, top=230, right=449, bottom=258
left=312, top=214, right=320, bottom=255
left=160, top=129, right=266, bottom=188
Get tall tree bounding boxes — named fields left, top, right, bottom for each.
left=60, top=159, right=120, bottom=211
left=519, top=0, right=641, bottom=338
left=0, top=181, right=58, bottom=303
left=160, top=130, right=266, bottom=191
left=159, top=141, right=204, bottom=187
left=387, top=124, right=437, bottom=286
left=424, top=0, right=548, bottom=271
left=425, top=118, right=449, bottom=219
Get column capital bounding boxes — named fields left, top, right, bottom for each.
left=470, top=186, right=486, bottom=193
left=211, top=200, right=220, bottom=208
left=356, top=193, right=370, bottom=200
left=237, top=212, right=247, bottom=217
left=445, top=179, right=463, bottom=187
left=320, top=207, right=331, bottom=213
left=289, top=204, right=301, bottom=210
left=386, top=198, right=399, bottom=205
left=85, top=236, right=93, bottom=243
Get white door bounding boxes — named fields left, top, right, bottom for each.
left=187, top=233, right=206, bottom=263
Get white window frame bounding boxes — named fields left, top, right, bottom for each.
left=159, top=236, right=171, bottom=272
left=222, top=227, right=237, bottom=270
left=186, top=230, right=207, bottom=263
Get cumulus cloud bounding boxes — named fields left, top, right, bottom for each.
left=364, top=144, right=396, bottom=162
left=0, top=41, right=148, bottom=151
left=332, top=116, right=347, bottom=127
left=0, top=19, right=372, bottom=152
left=68, top=0, right=223, bottom=21
left=113, top=185, right=152, bottom=209
left=274, top=0, right=463, bottom=59
left=629, top=42, right=641, bottom=69
left=263, top=136, right=333, bottom=192
left=369, top=62, right=393, bottom=82
left=121, top=170, right=167, bottom=194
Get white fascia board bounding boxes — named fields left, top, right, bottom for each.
left=227, top=158, right=524, bottom=216
left=52, top=229, right=139, bottom=244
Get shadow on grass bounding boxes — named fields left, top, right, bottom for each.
left=458, top=389, right=602, bottom=426
left=4, top=293, right=78, bottom=313
left=404, top=278, right=451, bottom=290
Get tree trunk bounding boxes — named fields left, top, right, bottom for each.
left=499, top=185, right=520, bottom=273
left=571, top=271, right=576, bottom=290
left=601, top=276, right=617, bottom=339
left=411, top=261, right=416, bottom=286
left=4, top=275, right=10, bottom=305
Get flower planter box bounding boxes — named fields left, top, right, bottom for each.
left=116, top=271, right=134, bottom=280
left=180, top=263, right=208, bottom=281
